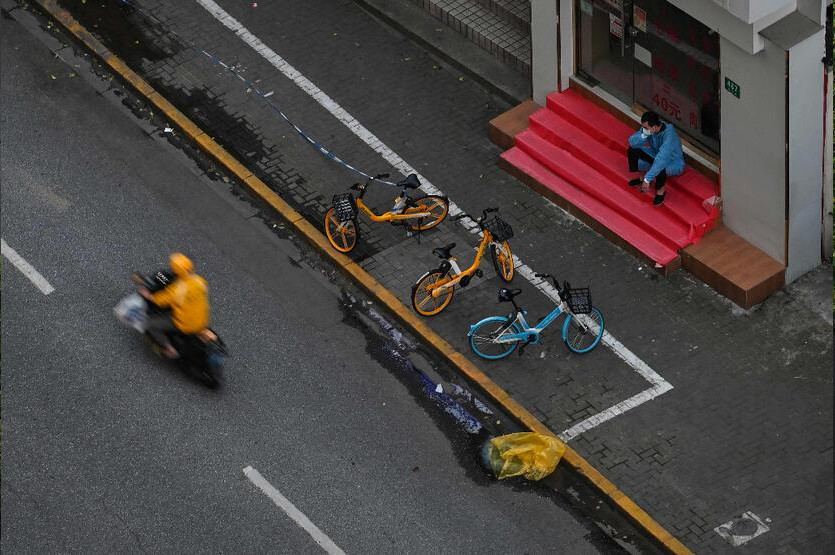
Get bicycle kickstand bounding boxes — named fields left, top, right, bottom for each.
left=518, top=338, right=534, bottom=357
left=408, top=217, right=424, bottom=244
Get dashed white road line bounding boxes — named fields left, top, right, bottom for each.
left=1, top=238, right=55, bottom=295
left=243, top=466, right=346, bottom=555
left=196, top=0, right=673, bottom=439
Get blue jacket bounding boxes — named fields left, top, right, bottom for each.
left=628, top=122, right=685, bottom=181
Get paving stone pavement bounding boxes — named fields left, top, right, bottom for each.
left=44, top=0, right=833, bottom=552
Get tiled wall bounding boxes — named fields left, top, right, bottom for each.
left=411, top=0, right=532, bottom=75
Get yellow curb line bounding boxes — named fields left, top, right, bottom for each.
left=36, top=2, right=691, bottom=552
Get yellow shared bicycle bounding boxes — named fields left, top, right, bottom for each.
left=324, top=173, right=449, bottom=253
left=410, top=208, right=515, bottom=316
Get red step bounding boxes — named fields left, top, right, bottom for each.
left=515, top=129, right=690, bottom=249
left=546, top=90, right=634, bottom=153
left=501, top=147, right=680, bottom=266
left=528, top=109, right=712, bottom=237
left=546, top=90, right=719, bottom=202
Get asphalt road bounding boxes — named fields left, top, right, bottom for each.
left=0, top=8, right=620, bottom=554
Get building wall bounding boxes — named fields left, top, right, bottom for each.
left=824, top=68, right=833, bottom=260
left=666, top=0, right=768, bottom=53
left=531, top=1, right=558, bottom=103
left=721, top=0, right=795, bottom=23
left=558, top=0, right=573, bottom=91
left=786, top=28, right=826, bottom=280
left=719, top=36, right=787, bottom=263
left=797, top=0, right=828, bottom=24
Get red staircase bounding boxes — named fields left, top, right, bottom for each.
left=499, top=89, right=720, bottom=271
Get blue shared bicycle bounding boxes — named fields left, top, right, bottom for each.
left=467, top=273, right=604, bottom=359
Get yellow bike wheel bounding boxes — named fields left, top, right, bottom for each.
left=411, top=270, right=454, bottom=316
left=490, top=241, right=514, bottom=282
left=324, top=207, right=359, bottom=253
left=406, top=195, right=449, bottom=232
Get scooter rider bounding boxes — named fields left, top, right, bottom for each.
left=140, top=253, right=210, bottom=359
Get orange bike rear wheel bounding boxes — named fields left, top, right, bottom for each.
left=411, top=270, right=454, bottom=316
left=324, top=207, right=359, bottom=253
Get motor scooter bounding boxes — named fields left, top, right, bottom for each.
left=114, top=271, right=227, bottom=389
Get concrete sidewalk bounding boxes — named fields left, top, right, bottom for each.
left=42, top=0, right=832, bottom=552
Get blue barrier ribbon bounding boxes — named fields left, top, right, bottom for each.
left=114, top=0, right=399, bottom=186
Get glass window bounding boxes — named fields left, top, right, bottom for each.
left=575, top=0, right=720, bottom=153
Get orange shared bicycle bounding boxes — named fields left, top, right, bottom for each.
left=410, top=208, right=515, bottom=316
left=324, top=173, right=449, bottom=253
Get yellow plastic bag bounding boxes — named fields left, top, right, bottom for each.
left=486, top=432, right=566, bottom=481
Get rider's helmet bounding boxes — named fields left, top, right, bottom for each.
left=169, top=252, right=194, bottom=277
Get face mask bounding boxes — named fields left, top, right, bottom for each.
left=641, top=128, right=653, bottom=138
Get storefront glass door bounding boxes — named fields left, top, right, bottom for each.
left=575, top=0, right=720, bottom=153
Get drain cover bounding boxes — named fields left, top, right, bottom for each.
left=714, top=511, right=770, bottom=546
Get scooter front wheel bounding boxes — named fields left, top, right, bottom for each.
left=195, top=367, right=220, bottom=389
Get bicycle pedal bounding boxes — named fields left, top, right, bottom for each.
left=475, top=269, right=483, bottom=278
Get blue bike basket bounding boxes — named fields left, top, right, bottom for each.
left=332, top=193, right=357, bottom=222
left=566, top=287, right=592, bottom=314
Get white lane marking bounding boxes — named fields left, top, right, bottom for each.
left=196, top=0, right=673, bottom=438
left=558, top=383, right=673, bottom=442
left=1, top=238, right=55, bottom=295
left=243, top=466, right=346, bottom=555
left=515, top=260, right=672, bottom=440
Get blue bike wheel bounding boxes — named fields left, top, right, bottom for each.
left=562, top=307, right=604, bottom=354
left=469, top=317, right=520, bottom=359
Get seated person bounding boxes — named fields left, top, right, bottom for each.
left=626, top=111, right=685, bottom=206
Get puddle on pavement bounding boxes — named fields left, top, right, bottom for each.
left=338, top=290, right=497, bottom=483
left=337, top=290, right=646, bottom=554
left=57, top=0, right=179, bottom=66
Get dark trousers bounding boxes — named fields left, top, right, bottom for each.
left=627, top=147, right=667, bottom=189
left=146, top=313, right=177, bottom=347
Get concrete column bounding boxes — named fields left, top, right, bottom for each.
left=721, top=18, right=826, bottom=282
left=719, top=37, right=787, bottom=264
left=558, top=0, right=573, bottom=91
left=785, top=28, right=825, bottom=281
left=531, top=1, right=559, bottom=103
left=823, top=68, right=833, bottom=260
left=797, top=0, right=827, bottom=25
